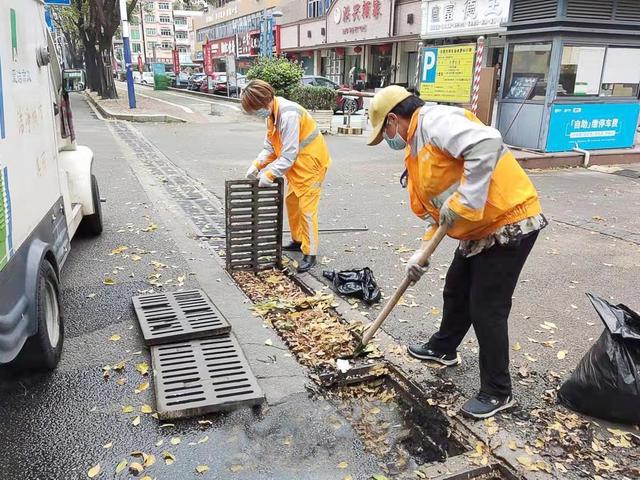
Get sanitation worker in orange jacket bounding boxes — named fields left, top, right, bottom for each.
left=241, top=79, right=331, bottom=273
left=368, top=86, right=547, bottom=419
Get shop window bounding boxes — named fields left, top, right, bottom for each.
left=558, top=46, right=605, bottom=96
left=503, top=43, right=551, bottom=101
left=601, top=47, right=640, bottom=97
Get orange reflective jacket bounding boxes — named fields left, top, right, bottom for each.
left=404, top=105, right=541, bottom=241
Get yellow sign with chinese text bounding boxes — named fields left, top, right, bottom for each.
left=419, top=44, right=476, bottom=103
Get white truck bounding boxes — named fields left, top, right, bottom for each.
left=0, top=0, right=102, bottom=369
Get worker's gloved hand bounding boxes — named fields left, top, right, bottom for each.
left=439, top=196, right=460, bottom=227
left=406, top=249, right=429, bottom=283
left=246, top=163, right=259, bottom=179
left=258, top=171, right=274, bottom=188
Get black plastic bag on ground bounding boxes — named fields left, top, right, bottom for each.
left=323, top=268, right=381, bottom=304
left=558, top=293, right=640, bottom=424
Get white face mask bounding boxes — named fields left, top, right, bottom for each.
left=255, top=107, right=271, bottom=119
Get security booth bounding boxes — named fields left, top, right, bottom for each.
left=496, top=0, right=640, bottom=152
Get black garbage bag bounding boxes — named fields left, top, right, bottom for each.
left=323, top=268, right=381, bottom=304
left=558, top=293, right=640, bottom=424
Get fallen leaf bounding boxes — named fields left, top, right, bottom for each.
left=512, top=342, right=521, bottom=351
left=338, top=461, right=348, bottom=469
left=141, top=477, right=152, bottom=480
left=136, top=362, right=150, bottom=375
left=264, top=339, right=273, bottom=346
left=122, top=405, right=134, bottom=413
left=103, top=278, right=116, bottom=286
left=369, top=407, right=381, bottom=415
left=198, top=435, right=209, bottom=444
left=143, top=454, right=156, bottom=468
left=155, top=440, right=164, bottom=447
left=524, top=353, right=537, bottom=362
left=508, top=440, right=517, bottom=451
left=170, top=437, right=181, bottom=445
left=230, top=465, right=243, bottom=473
left=131, top=254, right=142, bottom=262
left=372, top=475, right=390, bottom=480
left=109, top=334, right=121, bottom=341
left=517, top=456, right=533, bottom=467
left=111, top=246, right=129, bottom=255
left=132, top=415, right=141, bottom=426
left=115, top=459, right=127, bottom=474
left=162, top=451, right=175, bottom=465
left=102, top=442, right=113, bottom=449
left=140, top=404, right=153, bottom=414
left=557, top=350, right=568, bottom=360
left=129, top=462, right=144, bottom=475
left=135, top=382, right=149, bottom=394
left=86, top=293, right=97, bottom=299
left=142, top=223, right=158, bottom=232
left=196, top=465, right=209, bottom=474
left=87, top=463, right=101, bottom=478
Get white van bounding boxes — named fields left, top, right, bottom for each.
left=0, top=0, right=102, bottom=369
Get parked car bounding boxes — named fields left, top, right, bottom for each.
left=187, top=73, right=206, bottom=91
left=213, top=74, right=248, bottom=96
left=301, top=75, right=363, bottom=114
left=173, top=72, right=190, bottom=88
left=199, top=72, right=226, bottom=94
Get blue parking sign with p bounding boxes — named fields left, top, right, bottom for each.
left=421, top=48, right=438, bottom=84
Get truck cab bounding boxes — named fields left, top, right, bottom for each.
left=0, top=0, right=103, bottom=370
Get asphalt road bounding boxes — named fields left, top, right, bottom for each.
left=0, top=96, right=382, bottom=480
left=131, top=84, right=640, bottom=411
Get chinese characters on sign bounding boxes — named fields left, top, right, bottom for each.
left=210, top=36, right=236, bottom=59
left=419, top=44, right=476, bottom=103
left=336, top=0, right=382, bottom=35
left=546, top=103, right=640, bottom=152
left=424, top=0, right=509, bottom=37
left=11, top=69, right=32, bottom=84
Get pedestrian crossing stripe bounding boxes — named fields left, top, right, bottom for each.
left=0, top=167, right=13, bottom=271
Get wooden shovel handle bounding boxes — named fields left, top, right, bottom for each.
left=360, top=224, right=448, bottom=347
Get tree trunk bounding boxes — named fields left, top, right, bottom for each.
left=99, top=45, right=118, bottom=99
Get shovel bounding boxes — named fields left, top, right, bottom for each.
left=351, top=224, right=449, bottom=358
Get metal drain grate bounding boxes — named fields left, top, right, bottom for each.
left=151, top=334, right=265, bottom=419
left=225, top=179, right=284, bottom=272
left=132, top=289, right=231, bottom=345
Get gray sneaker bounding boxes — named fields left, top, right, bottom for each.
left=407, top=344, right=461, bottom=366
left=460, top=392, right=515, bottom=419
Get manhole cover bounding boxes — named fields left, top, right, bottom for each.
left=132, top=289, right=231, bottom=345
left=151, top=334, right=265, bottom=419
left=225, top=179, right=284, bottom=272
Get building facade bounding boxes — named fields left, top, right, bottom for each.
left=114, top=1, right=201, bottom=72
left=278, top=0, right=423, bottom=90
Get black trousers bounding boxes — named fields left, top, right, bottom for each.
left=427, top=232, right=539, bottom=397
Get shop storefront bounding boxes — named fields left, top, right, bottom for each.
left=236, top=30, right=260, bottom=74
left=496, top=0, right=640, bottom=152
left=279, top=0, right=422, bottom=90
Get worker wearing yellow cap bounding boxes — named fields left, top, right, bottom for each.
left=368, top=85, right=547, bottom=419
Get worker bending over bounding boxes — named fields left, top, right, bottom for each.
left=241, top=79, right=331, bottom=273
left=368, top=86, right=547, bottom=419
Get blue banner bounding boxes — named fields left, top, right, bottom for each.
left=546, top=103, right=640, bottom=152
left=44, top=0, right=72, bottom=5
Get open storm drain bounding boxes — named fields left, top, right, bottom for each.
left=132, top=289, right=231, bottom=345
left=151, top=334, right=265, bottom=419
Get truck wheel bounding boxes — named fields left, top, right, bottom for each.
left=13, top=259, right=64, bottom=371
left=78, top=174, right=103, bottom=236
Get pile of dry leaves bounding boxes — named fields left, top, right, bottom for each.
left=233, top=269, right=362, bottom=370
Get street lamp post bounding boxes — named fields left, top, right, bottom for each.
left=119, top=0, right=136, bottom=109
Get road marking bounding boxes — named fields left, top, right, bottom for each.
left=160, top=90, right=242, bottom=112
left=134, top=91, right=194, bottom=113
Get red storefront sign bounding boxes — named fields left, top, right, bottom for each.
left=237, top=30, right=260, bottom=57
left=210, top=36, right=236, bottom=59
left=203, top=41, right=213, bottom=75
left=172, top=49, right=180, bottom=74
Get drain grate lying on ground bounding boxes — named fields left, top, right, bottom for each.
left=151, top=334, right=265, bottom=419
left=612, top=168, right=640, bottom=179
left=132, top=289, right=231, bottom=345
left=225, top=179, right=284, bottom=272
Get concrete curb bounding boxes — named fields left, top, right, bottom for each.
left=84, top=92, right=187, bottom=123
left=167, top=85, right=242, bottom=104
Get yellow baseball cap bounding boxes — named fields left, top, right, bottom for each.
left=367, top=85, right=412, bottom=146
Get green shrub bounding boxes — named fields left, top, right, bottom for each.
left=288, top=85, right=337, bottom=111
left=246, top=56, right=304, bottom=97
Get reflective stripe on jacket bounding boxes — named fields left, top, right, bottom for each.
left=405, top=104, right=541, bottom=241
left=255, top=97, right=331, bottom=194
